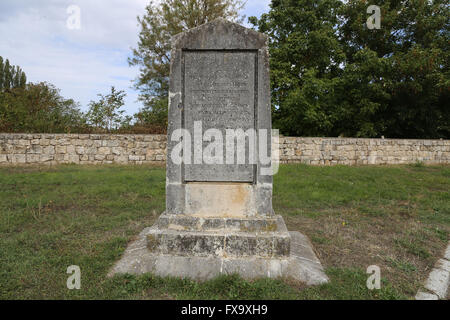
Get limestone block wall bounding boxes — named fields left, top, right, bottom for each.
left=0, top=134, right=449, bottom=166
left=278, top=137, right=450, bottom=165
left=0, top=134, right=167, bottom=165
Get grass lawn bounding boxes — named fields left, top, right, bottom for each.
left=0, top=164, right=448, bottom=299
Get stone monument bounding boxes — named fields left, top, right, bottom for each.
left=110, top=19, right=328, bottom=285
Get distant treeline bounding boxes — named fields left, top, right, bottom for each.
left=0, top=57, right=26, bottom=90
left=0, top=56, right=165, bottom=134
left=249, top=0, right=449, bottom=139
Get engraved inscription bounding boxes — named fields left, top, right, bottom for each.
left=184, top=51, right=256, bottom=182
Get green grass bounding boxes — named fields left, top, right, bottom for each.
left=273, top=164, right=450, bottom=224
left=0, top=164, right=448, bottom=299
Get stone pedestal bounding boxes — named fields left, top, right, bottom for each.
left=109, top=226, right=328, bottom=285
left=146, top=214, right=290, bottom=258
left=109, top=19, right=328, bottom=285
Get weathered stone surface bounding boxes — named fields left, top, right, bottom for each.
left=415, top=291, right=439, bottom=300
left=0, top=133, right=167, bottom=166
left=183, top=50, right=256, bottom=182
left=157, top=214, right=279, bottom=232
left=444, top=242, right=450, bottom=261
left=146, top=214, right=290, bottom=258
left=166, top=18, right=273, bottom=217
left=157, top=19, right=281, bottom=260
left=423, top=259, right=450, bottom=299
left=184, top=183, right=256, bottom=217
left=108, top=228, right=328, bottom=285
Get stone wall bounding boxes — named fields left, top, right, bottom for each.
left=0, top=134, right=167, bottom=165
left=278, top=137, right=450, bottom=165
left=0, top=133, right=449, bottom=166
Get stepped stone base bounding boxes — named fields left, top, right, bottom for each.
left=146, top=214, right=290, bottom=258
left=109, top=214, right=329, bottom=285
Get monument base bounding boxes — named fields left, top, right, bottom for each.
left=146, top=214, right=291, bottom=258
left=108, top=219, right=329, bottom=285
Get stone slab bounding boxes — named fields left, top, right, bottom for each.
left=108, top=229, right=328, bottom=286
left=166, top=18, right=273, bottom=216
left=424, top=260, right=450, bottom=299
left=436, top=257, right=450, bottom=272
left=444, top=242, right=450, bottom=261
left=184, top=182, right=256, bottom=217
left=145, top=215, right=290, bottom=258
left=157, top=213, right=280, bottom=232
left=416, top=242, right=450, bottom=300
left=415, top=291, right=439, bottom=300
left=183, top=50, right=256, bottom=182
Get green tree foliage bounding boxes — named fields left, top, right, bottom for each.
left=250, top=0, right=346, bottom=137
left=0, top=82, right=86, bottom=133
left=3, top=59, right=12, bottom=90
left=339, top=0, right=449, bottom=138
left=129, top=0, right=245, bottom=132
left=0, top=57, right=3, bottom=90
left=0, top=56, right=27, bottom=90
left=86, top=86, right=127, bottom=132
left=132, top=96, right=168, bottom=133
left=0, top=57, right=85, bottom=133
left=250, top=0, right=449, bottom=138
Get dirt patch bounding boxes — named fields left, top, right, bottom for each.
left=285, top=213, right=449, bottom=296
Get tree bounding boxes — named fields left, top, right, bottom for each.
left=250, top=0, right=346, bottom=137
left=86, top=86, right=127, bottom=132
left=338, top=0, right=449, bottom=138
left=0, top=56, right=27, bottom=90
left=250, top=0, right=449, bottom=138
left=129, top=0, right=245, bottom=129
left=85, top=100, right=106, bottom=130
left=3, top=59, right=12, bottom=90
left=0, top=57, right=3, bottom=90
left=19, top=70, right=27, bottom=88
left=132, top=96, right=168, bottom=133
left=0, top=82, right=85, bottom=133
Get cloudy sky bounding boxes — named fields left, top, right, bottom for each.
left=0, top=0, right=270, bottom=116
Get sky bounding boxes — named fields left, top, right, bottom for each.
left=0, top=0, right=271, bottom=116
